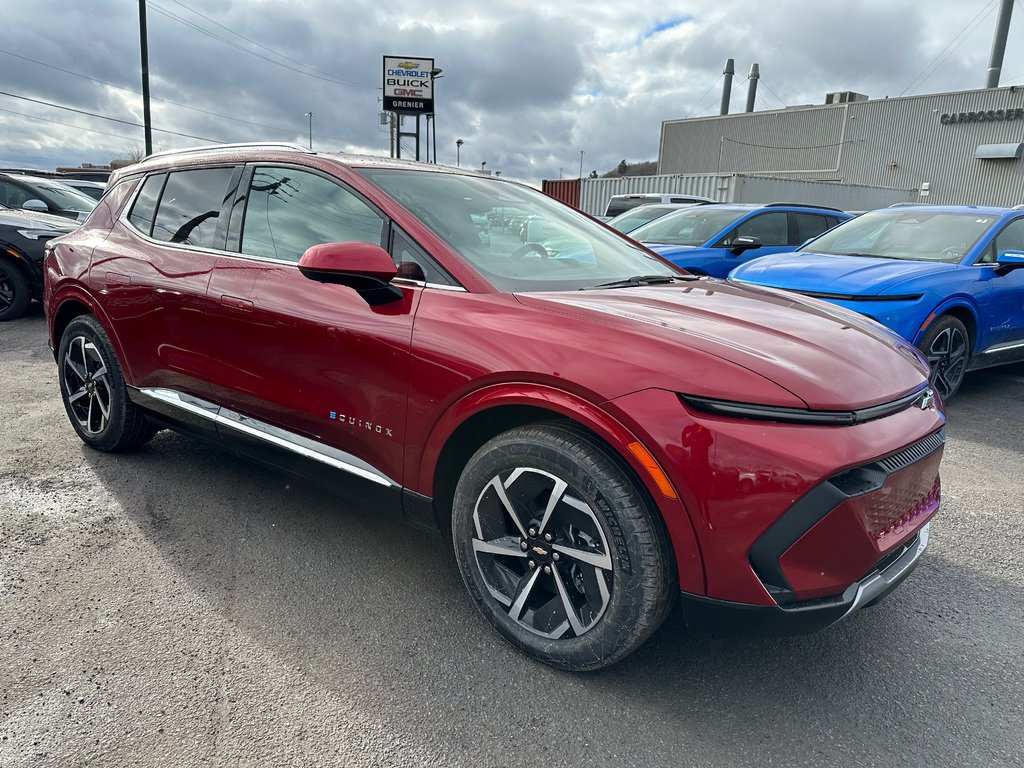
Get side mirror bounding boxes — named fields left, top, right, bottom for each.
left=298, top=242, right=404, bottom=306
left=995, top=250, right=1024, bottom=274
left=22, top=199, right=48, bottom=213
left=730, top=235, right=763, bottom=254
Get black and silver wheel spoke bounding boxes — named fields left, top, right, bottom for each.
left=62, top=335, right=112, bottom=435
left=471, top=466, right=613, bottom=639
left=927, top=326, right=968, bottom=399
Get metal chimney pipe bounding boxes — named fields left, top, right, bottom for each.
left=720, top=58, right=735, bottom=115
left=986, top=0, right=1014, bottom=88
left=745, top=62, right=760, bottom=112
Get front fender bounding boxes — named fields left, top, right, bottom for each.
left=418, top=382, right=705, bottom=594
left=911, top=295, right=981, bottom=347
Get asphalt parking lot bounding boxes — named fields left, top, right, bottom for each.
left=2, top=306, right=1023, bottom=768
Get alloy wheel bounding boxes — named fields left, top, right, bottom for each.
left=0, top=274, right=14, bottom=312
left=471, top=467, right=613, bottom=639
left=926, top=325, right=968, bottom=400
left=62, top=335, right=113, bottom=435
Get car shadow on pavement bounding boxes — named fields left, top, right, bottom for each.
left=945, top=362, right=1024, bottom=456
left=82, top=429, right=1024, bottom=767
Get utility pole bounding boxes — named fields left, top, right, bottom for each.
left=456, top=138, right=463, bottom=166
left=578, top=150, right=584, bottom=180
left=138, top=0, right=153, bottom=156
left=305, top=111, right=313, bottom=150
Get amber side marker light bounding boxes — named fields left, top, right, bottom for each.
left=627, top=441, right=678, bottom=499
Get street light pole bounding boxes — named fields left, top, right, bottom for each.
left=456, top=138, right=463, bottom=166
left=138, top=0, right=153, bottom=156
left=578, top=150, right=584, bottom=180
left=430, top=67, right=443, bottom=164
left=304, top=111, right=313, bottom=150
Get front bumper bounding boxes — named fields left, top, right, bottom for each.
left=679, top=523, right=931, bottom=636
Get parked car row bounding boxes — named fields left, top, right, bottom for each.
left=608, top=200, right=1024, bottom=399
left=41, top=143, right=944, bottom=671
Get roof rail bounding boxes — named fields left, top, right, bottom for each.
left=1012, top=204, right=1024, bottom=210
left=144, top=142, right=313, bottom=161
left=763, top=202, right=843, bottom=212
left=887, top=202, right=925, bottom=208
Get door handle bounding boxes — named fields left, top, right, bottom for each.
left=220, top=294, right=254, bottom=311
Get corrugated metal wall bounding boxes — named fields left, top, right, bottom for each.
left=658, top=85, right=1024, bottom=206
left=578, top=174, right=911, bottom=216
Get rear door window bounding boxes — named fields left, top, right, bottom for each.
left=151, top=167, right=235, bottom=248
left=791, top=213, right=834, bottom=244
left=719, top=212, right=788, bottom=246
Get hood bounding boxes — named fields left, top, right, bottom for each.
left=731, top=251, right=956, bottom=295
left=516, top=280, right=928, bottom=411
left=646, top=243, right=700, bottom=255
left=0, top=207, right=79, bottom=231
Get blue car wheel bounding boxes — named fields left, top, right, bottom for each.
left=920, top=315, right=970, bottom=400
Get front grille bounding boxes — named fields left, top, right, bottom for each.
left=854, top=452, right=942, bottom=550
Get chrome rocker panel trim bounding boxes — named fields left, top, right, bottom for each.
left=131, top=387, right=397, bottom=488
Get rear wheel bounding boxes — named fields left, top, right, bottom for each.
left=452, top=423, right=676, bottom=671
left=0, top=260, right=30, bottom=321
left=57, top=315, right=158, bottom=451
left=919, top=315, right=970, bottom=400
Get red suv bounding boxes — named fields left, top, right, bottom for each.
left=44, top=143, right=945, bottom=670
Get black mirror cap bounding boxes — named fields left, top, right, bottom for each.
left=297, top=242, right=404, bottom=306
left=995, top=249, right=1024, bottom=275
left=730, top=235, right=763, bottom=254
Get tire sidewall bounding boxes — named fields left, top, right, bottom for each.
left=919, top=315, right=970, bottom=399
left=0, top=260, right=31, bottom=321
left=452, top=426, right=666, bottom=670
left=57, top=316, right=133, bottom=451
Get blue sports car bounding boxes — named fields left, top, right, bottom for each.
left=730, top=204, right=1024, bottom=399
left=629, top=203, right=853, bottom=277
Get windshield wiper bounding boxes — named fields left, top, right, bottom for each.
left=582, top=274, right=697, bottom=290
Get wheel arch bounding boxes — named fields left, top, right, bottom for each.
left=914, top=298, right=979, bottom=351
left=49, top=289, right=127, bottom=371
left=420, top=384, right=705, bottom=593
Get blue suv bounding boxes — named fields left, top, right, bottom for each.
left=730, top=204, right=1024, bottom=399
left=628, top=203, right=852, bottom=277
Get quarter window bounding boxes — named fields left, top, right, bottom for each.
left=128, top=174, right=166, bottom=236
left=151, top=167, right=235, bottom=248
left=241, top=167, right=384, bottom=263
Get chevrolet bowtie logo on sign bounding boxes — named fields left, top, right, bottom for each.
left=383, top=55, right=435, bottom=115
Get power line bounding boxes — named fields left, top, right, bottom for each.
left=899, top=0, right=999, bottom=95
left=164, top=0, right=368, bottom=88
left=0, top=46, right=351, bottom=141
left=0, top=105, right=141, bottom=143
left=0, top=90, right=220, bottom=142
left=148, top=1, right=375, bottom=90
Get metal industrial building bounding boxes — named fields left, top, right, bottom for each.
left=657, top=85, right=1024, bottom=207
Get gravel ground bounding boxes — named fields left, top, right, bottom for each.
left=2, top=306, right=1022, bottom=767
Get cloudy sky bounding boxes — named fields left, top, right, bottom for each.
left=2, top=0, right=1022, bottom=184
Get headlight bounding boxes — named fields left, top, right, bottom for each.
left=16, top=229, right=61, bottom=240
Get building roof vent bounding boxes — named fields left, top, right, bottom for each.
left=825, top=91, right=868, bottom=105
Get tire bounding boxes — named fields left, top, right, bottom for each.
left=57, top=315, right=158, bottom=451
left=919, top=315, right=970, bottom=401
left=452, top=422, right=676, bottom=671
left=0, top=260, right=31, bottom=321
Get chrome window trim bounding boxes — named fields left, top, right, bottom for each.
left=136, top=387, right=397, bottom=488
left=118, top=169, right=470, bottom=289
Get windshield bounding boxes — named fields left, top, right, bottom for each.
left=803, top=210, right=998, bottom=262
left=17, top=177, right=97, bottom=212
left=630, top=207, right=747, bottom=246
left=357, top=169, right=678, bottom=292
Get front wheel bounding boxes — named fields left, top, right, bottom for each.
left=452, top=423, right=676, bottom=671
left=57, top=315, right=158, bottom=451
left=0, top=260, right=30, bottom=321
left=919, top=315, right=970, bottom=400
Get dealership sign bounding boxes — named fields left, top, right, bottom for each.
left=383, top=56, right=435, bottom=114
left=940, top=107, right=1024, bottom=124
